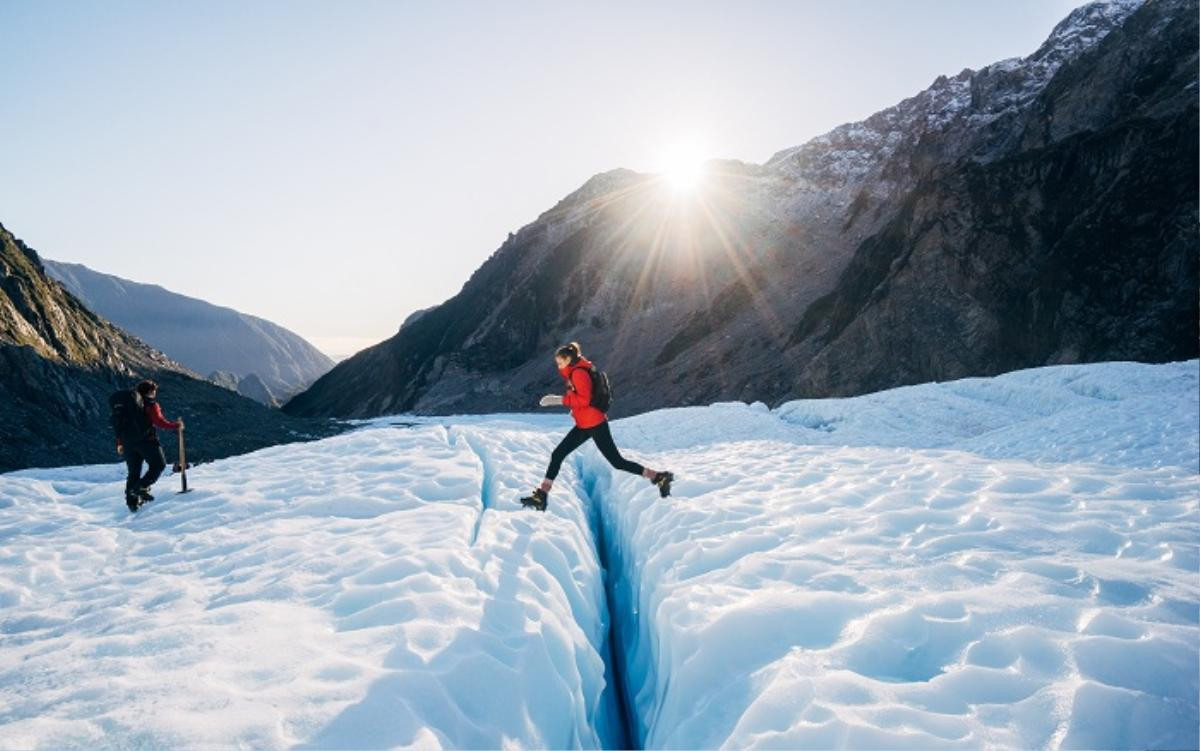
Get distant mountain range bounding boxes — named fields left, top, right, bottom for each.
left=285, top=0, right=1198, bottom=420
left=43, top=260, right=334, bottom=406
left=0, top=224, right=341, bottom=472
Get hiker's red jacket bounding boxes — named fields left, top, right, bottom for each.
left=146, top=401, right=180, bottom=431
left=560, top=357, right=606, bottom=429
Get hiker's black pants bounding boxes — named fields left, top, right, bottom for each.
left=124, top=441, right=166, bottom=495
left=545, top=421, right=644, bottom=481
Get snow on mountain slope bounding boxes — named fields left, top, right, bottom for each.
left=765, top=0, right=1147, bottom=185
left=0, top=359, right=1195, bottom=749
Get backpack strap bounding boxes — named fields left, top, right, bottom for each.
left=565, top=363, right=594, bottom=393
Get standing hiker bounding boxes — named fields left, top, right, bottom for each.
left=520, top=342, right=672, bottom=511
left=111, top=379, right=183, bottom=512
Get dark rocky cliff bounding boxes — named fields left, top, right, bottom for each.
left=782, top=0, right=1200, bottom=397
left=0, top=224, right=341, bottom=472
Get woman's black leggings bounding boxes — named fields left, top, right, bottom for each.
left=545, top=421, right=645, bottom=480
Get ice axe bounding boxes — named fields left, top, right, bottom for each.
left=173, top=424, right=193, bottom=494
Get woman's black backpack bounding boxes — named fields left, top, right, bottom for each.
left=584, top=366, right=612, bottom=413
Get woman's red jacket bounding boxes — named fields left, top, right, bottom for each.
left=560, top=357, right=606, bottom=429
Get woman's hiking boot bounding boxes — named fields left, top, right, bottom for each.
left=652, top=471, right=674, bottom=498
left=520, top=488, right=548, bottom=512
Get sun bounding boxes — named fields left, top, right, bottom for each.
left=658, top=142, right=709, bottom=193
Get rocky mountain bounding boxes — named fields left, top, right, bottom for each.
left=43, top=260, right=334, bottom=405
left=203, top=369, right=281, bottom=406
left=233, top=372, right=279, bottom=408
left=207, top=370, right=242, bottom=392
left=0, top=224, right=342, bottom=472
left=285, top=0, right=1197, bottom=420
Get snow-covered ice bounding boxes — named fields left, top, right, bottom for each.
left=1, top=360, right=1196, bottom=749
left=0, top=426, right=624, bottom=748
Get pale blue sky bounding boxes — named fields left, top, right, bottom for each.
left=1, top=0, right=1086, bottom=357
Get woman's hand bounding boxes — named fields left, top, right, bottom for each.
left=539, top=394, right=564, bottom=407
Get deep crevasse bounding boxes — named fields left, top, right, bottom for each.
left=449, top=425, right=630, bottom=748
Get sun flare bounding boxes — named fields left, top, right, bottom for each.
left=658, top=142, right=709, bottom=193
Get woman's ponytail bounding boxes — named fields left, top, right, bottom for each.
left=555, top=342, right=582, bottom=362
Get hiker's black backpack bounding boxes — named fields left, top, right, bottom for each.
left=109, top=389, right=149, bottom=445
left=584, top=365, right=613, bottom=413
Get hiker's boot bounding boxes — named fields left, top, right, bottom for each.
left=651, top=471, right=674, bottom=498
left=520, top=488, right=548, bottom=512
left=137, top=487, right=154, bottom=503
left=125, top=492, right=142, bottom=513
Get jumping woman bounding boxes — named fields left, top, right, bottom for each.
left=520, top=342, right=673, bottom=512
